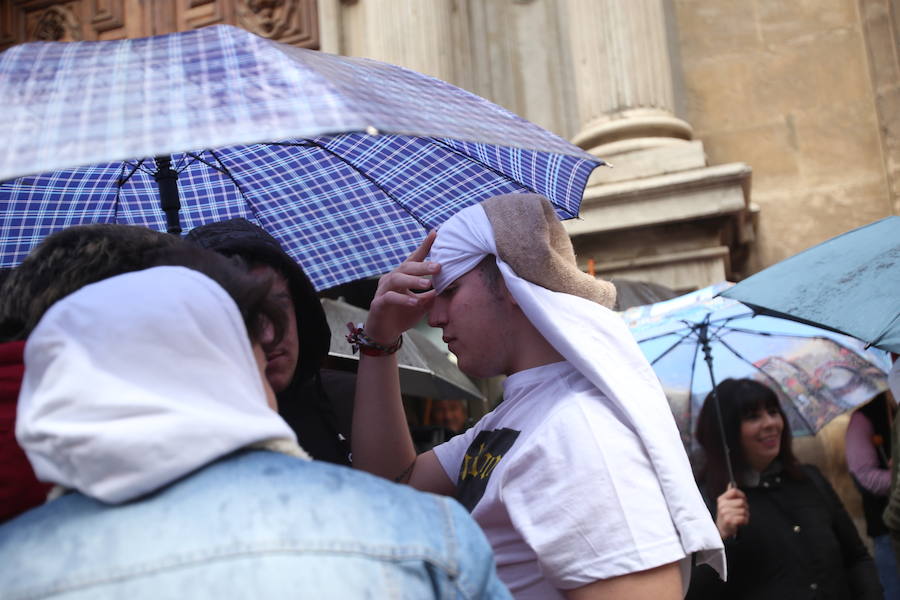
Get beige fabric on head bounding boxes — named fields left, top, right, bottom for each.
left=481, top=194, right=616, bottom=309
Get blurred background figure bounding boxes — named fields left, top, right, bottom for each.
left=410, top=397, right=471, bottom=453
left=846, top=391, right=899, bottom=597
left=687, top=378, right=882, bottom=600
left=429, top=397, right=468, bottom=434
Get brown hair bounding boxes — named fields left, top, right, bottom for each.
left=0, top=225, right=181, bottom=340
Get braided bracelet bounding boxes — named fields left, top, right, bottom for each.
left=345, top=322, right=403, bottom=356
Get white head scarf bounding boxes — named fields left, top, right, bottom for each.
left=431, top=197, right=726, bottom=578
left=17, top=266, right=303, bottom=504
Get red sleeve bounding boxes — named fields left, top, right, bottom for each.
left=0, top=341, right=51, bottom=523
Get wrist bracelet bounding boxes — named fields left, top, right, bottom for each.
left=345, top=322, right=403, bottom=356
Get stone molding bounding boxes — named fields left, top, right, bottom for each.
left=566, top=162, right=752, bottom=235
left=566, top=0, right=692, bottom=156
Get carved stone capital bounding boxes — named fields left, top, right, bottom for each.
left=32, top=5, right=82, bottom=42
left=237, top=0, right=291, bottom=38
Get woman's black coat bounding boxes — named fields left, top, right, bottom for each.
left=686, top=465, right=882, bottom=600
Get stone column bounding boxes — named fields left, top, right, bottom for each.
left=336, top=0, right=472, bottom=91
left=565, top=0, right=692, bottom=158
left=561, top=0, right=753, bottom=293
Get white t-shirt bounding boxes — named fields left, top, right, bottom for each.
left=433, top=361, right=688, bottom=599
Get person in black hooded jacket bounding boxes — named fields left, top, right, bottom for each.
left=186, top=218, right=352, bottom=466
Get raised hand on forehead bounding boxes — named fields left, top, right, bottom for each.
left=365, top=231, right=441, bottom=346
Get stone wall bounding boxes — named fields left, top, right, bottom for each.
left=672, top=0, right=896, bottom=273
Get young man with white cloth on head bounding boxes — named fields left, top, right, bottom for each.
left=352, top=193, right=726, bottom=599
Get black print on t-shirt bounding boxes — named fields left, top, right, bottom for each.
left=456, top=428, right=520, bottom=512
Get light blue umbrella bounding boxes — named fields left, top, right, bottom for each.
left=722, top=216, right=900, bottom=354
left=624, top=283, right=891, bottom=471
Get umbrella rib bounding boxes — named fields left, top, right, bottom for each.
left=173, top=153, right=192, bottom=172
left=114, top=159, right=149, bottom=223
left=648, top=332, right=694, bottom=366
left=723, top=324, right=866, bottom=344
left=633, top=319, right=701, bottom=344
left=116, top=160, right=145, bottom=187
left=269, top=141, right=431, bottom=231
left=870, top=311, right=900, bottom=349
left=429, top=138, right=579, bottom=219
left=184, top=150, right=260, bottom=221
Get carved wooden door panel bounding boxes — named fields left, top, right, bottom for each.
left=0, top=0, right=319, bottom=51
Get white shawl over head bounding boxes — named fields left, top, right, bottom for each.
left=17, top=266, right=301, bottom=504
left=431, top=195, right=726, bottom=578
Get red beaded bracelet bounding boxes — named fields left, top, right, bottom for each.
left=345, top=322, right=403, bottom=356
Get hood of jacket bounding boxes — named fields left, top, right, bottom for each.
left=16, top=266, right=297, bottom=504
left=184, top=219, right=330, bottom=387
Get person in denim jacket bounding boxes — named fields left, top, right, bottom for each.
left=0, top=252, right=509, bottom=599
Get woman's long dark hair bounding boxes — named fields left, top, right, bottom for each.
left=696, top=378, right=802, bottom=495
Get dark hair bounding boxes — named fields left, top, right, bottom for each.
left=145, top=246, right=287, bottom=347
left=696, top=378, right=802, bottom=494
left=0, top=225, right=182, bottom=341
left=474, top=255, right=505, bottom=298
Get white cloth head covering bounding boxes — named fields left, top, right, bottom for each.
left=17, top=266, right=304, bottom=504
left=431, top=196, right=726, bottom=578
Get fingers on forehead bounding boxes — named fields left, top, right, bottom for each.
left=408, top=231, right=437, bottom=261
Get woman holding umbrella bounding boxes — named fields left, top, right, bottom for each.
left=686, top=378, right=882, bottom=600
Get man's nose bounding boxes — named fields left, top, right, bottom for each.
left=427, top=303, right=445, bottom=328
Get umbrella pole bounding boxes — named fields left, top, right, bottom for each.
left=153, top=155, right=182, bottom=235
left=698, top=321, right=737, bottom=487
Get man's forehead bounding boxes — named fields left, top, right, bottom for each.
left=436, top=266, right=480, bottom=294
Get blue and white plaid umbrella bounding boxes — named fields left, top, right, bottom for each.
left=0, top=25, right=601, bottom=291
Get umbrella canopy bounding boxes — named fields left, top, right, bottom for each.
left=722, top=216, right=900, bottom=353
left=321, top=298, right=484, bottom=406
left=624, top=282, right=891, bottom=452
left=0, top=25, right=601, bottom=291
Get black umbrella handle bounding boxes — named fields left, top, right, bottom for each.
left=699, top=321, right=737, bottom=488
left=154, top=155, right=182, bottom=235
